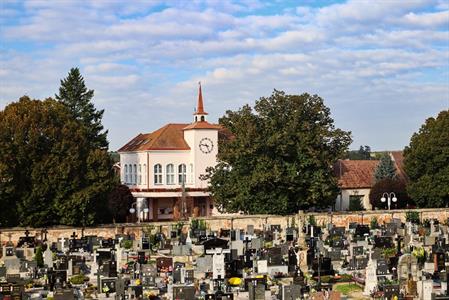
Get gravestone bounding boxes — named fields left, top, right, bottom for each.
left=230, top=240, right=244, bottom=256
left=173, top=286, right=196, bottom=300
left=248, top=281, right=265, bottom=300
left=257, top=260, right=268, bottom=274
left=377, top=259, right=389, bottom=275
left=251, top=238, right=262, bottom=250
left=44, top=247, right=53, bottom=268
left=196, top=256, right=213, bottom=273
left=383, top=284, right=399, bottom=299
left=363, top=247, right=378, bottom=296
left=247, top=225, right=254, bottom=236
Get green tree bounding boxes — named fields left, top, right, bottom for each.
left=404, top=110, right=449, bottom=207
left=0, top=97, right=115, bottom=227
left=204, top=90, right=352, bottom=215
left=345, top=145, right=371, bottom=160
left=35, top=246, right=44, bottom=267
left=107, top=184, right=134, bottom=223
left=374, top=153, right=397, bottom=182
left=55, top=67, right=108, bottom=149
left=369, top=178, right=411, bottom=209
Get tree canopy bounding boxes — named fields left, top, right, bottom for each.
left=0, top=96, right=115, bottom=227
left=345, top=145, right=371, bottom=160
left=369, top=178, right=411, bottom=209
left=55, top=67, right=108, bottom=149
left=404, top=110, right=449, bottom=208
left=204, top=90, right=352, bottom=215
left=107, top=184, right=134, bottom=223
left=374, top=153, right=397, bottom=182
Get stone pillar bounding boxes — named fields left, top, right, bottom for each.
left=152, top=198, right=158, bottom=222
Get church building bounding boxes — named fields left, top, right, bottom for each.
left=118, top=84, right=224, bottom=222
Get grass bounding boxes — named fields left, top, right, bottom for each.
left=334, top=283, right=363, bottom=295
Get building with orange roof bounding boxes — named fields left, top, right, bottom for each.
left=334, top=151, right=408, bottom=210
left=118, top=83, right=223, bottom=221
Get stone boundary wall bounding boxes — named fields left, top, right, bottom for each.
left=1, top=208, right=448, bottom=245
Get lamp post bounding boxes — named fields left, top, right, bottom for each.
left=381, top=192, right=397, bottom=210
left=129, top=201, right=150, bottom=223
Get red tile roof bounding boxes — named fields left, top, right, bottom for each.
left=183, top=120, right=221, bottom=130
left=118, top=123, right=191, bottom=152
left=118, top=122, right=228, bottom=152
left=334, top=160, right=380, bottom=189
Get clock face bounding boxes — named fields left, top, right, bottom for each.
left=199, top=137, right=214, bottom=154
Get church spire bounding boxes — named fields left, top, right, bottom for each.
left=194, top=82, right=208, bottom=122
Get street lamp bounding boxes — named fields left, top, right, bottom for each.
left=143, top=208, right=149, bottom=222
left=381, top=192, right=397, bottom=210
left=129, top=200, right=150, bottom=222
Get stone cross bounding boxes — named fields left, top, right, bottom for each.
left=206, top=248, right=230, bottom=280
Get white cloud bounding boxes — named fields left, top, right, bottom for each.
left=401, top=10, right=449, bottom=27
left=0, top=0, right=447, bottom=151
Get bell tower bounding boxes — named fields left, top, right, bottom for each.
left=194, top=82, right=208, bottom=122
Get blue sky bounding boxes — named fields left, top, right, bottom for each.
left=0, top=0, right=448, bottom=151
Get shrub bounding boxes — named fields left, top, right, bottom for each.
left=34, top=246, right=44, bottom=268
left=70, top=275, right=87, bottom=285
left=370, top=217, right=378, bottom=229
left=308, top=215, right=316, bottom=226
left=121, top=239, right=133, bottom=249
left=406, top=211, right=420, bottom=224
left=348, top=197, right=365, bottom=211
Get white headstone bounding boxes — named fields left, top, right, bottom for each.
left=212, top=253, right=225, bottom=279
left=43, top=248, right=53, bottom=268
left=420, top=280, right=433, bottom=300
left=363, top=246, right=377, bottom=296
left=257, top=260, right=268, bottom=274
left=60, top=237, right=67, bottom=252
left=67, top=259, right=73, bottom=277
left=206, top=248, right=230, bottom=280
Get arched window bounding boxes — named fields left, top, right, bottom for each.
left=124, top=164, right=128, bottom=184
left=166, top=164, right=175, bottom=185
left=143, top=164, right=147, bottom=185
left=138, top=164, right=142, bottom=185
left=178, top=164, right=186, bottom=184
left=154, top=164, right=162, bottom=185
left=133, top=164, right=137, bottom=184
left=189, top=164, right=194, bottom=184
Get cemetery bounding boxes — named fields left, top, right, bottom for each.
left=2, top=210, right=449, bottom=299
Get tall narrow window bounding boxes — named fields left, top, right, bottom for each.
left=154, top=164, right=162, bottom=185
left=178, top=164, right=186, bottom=184
left=166, top=164, right=175, bottom=185
left=138, top=164, right=142, bottom=185
left=189, top=164, right=194, bottom=184
left=133, top=164, right=137, bottom=185
left=143, top=164, right=147, bottom=185
left=124, top=165, right=128, bottom=184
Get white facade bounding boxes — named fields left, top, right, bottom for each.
left=118, top=84, right=221, bottom=221
left=119, top=128, right=218, bottom=195
left=335, top=188, right=372, bottom=211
